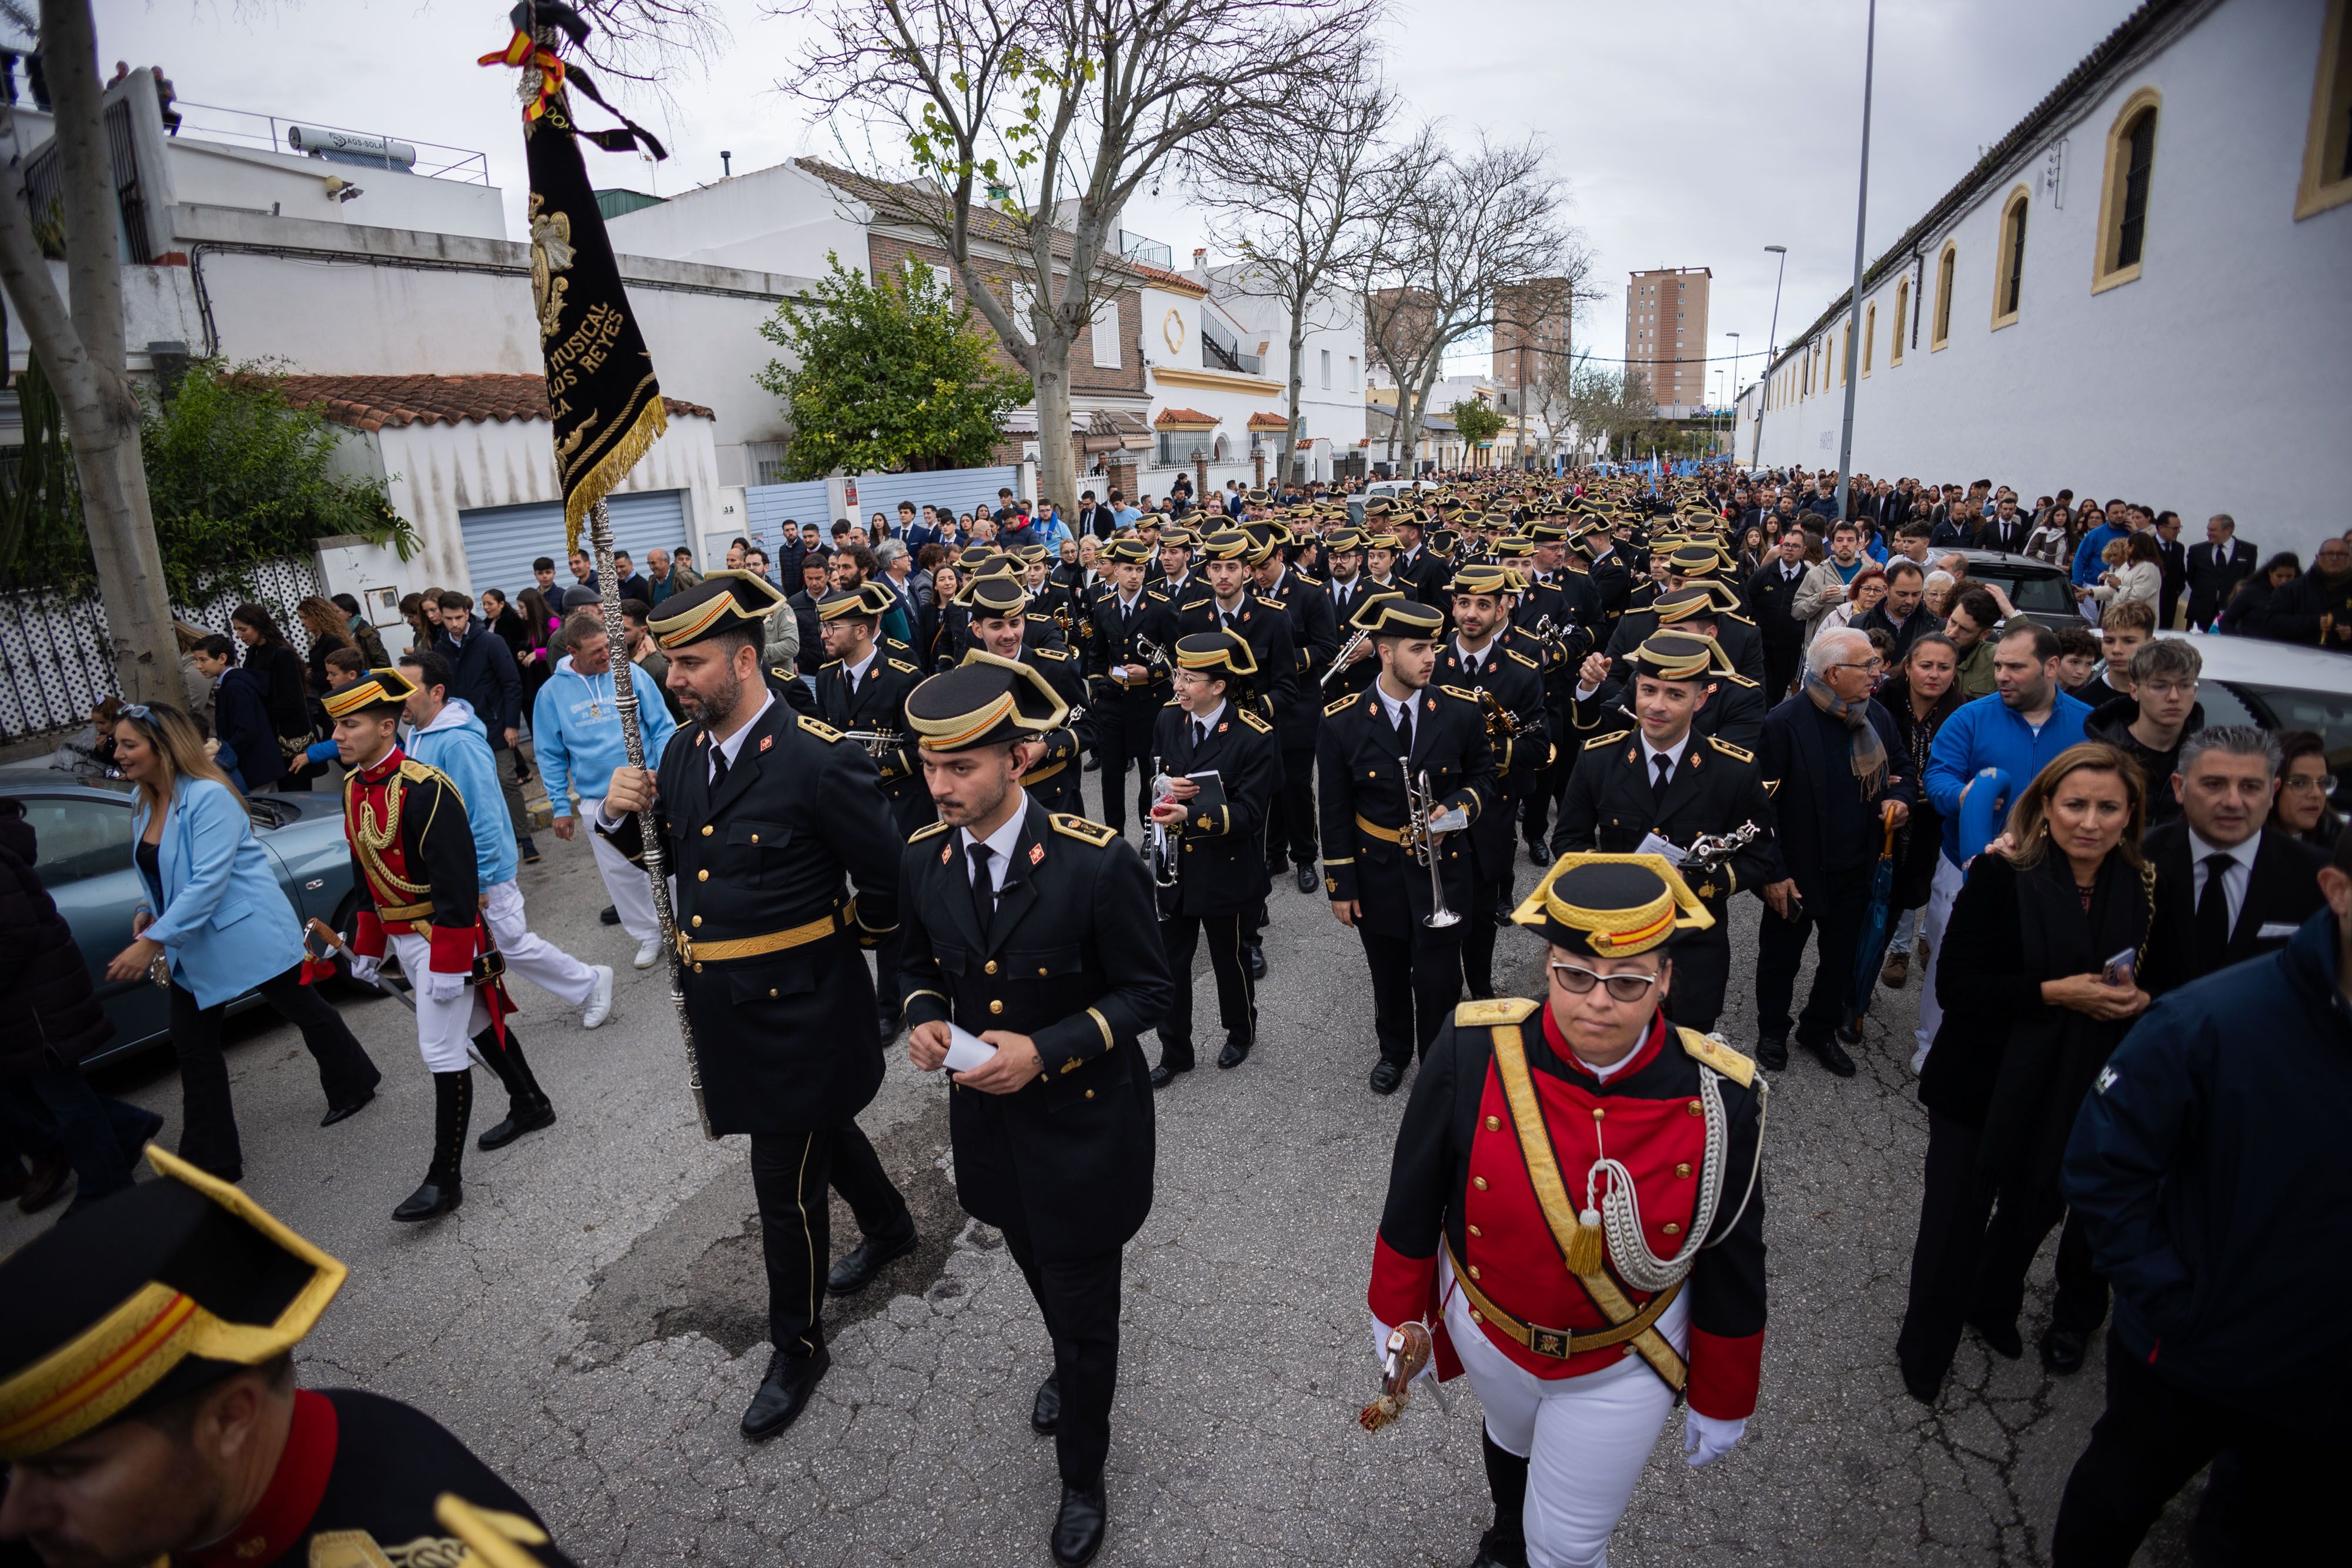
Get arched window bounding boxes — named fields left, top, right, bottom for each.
left=1891, top=279, right=1908, bottom=365
left=2096, top=89, right=2161, bottom=290
left=1212, top=433, right=1231, bottom=462
left=1862, top=303, right=1876, bottom=376
left=1932, top=240, right=1957, bottom=349
left=1992, top=186, right=2029, bottom=328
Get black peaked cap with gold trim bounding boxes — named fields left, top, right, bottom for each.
left=1511, top=853, right=1715, bottom=957
left=648, top=569, right=786, bottom=650
left=965, top=574, right=1031, bottom=620
left=0, top=1147, right=346, bottom=1460
left=1354, top=593, right=1444, bottom=637
left=907, top=652, right=1068, bottom=751
left=322, top=667, right=416, bottom=719
left=817, top=581, right=896, bottom=623
left=1102, top=538, right=1154, bottom=565
left=1448, top=562, right=1516, bottom=596
left=1628, top=628, right=1731, bottom=681
left=1198, top=528, right=1253, bottom=562
left=1174, top=629, right=1257, bottom=687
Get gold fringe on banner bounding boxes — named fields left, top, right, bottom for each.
left=562, top=394, right=668, bottom=556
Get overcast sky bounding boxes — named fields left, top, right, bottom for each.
left=105, top=0, right=2134, bottom=401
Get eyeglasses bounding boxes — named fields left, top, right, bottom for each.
left=1548, top=961, right=1663, bottom=1003
left=1830, top=658, right=1885, bottom=673
left=2283, top=773, right=2338, bottom=794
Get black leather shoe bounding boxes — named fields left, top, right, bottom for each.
left=2039, top=1325, right=2090, bottom=1375
left=599, top=905, right=621, bottom=925
left=1217, top=1038, right=1250, bottom=1069
left=741, top=1346, right=830, bottom=1441
left=320, top=1092, right=374, bottom=1128
left=1031, top=1372, right=1060, bottom=1434
left=1756, top=1035, right=1789, bottom=1072
left=1836, top=1022, right=1863, bottom=1045
left=1083, top=754, right=1101, bottom=771
left=1296, top=863, right=1318, bottom=894
left=827, top=1224, right=918, bottom=1296
left=392, top=1179, right=462, bottom=1222
left=1244, top=942, right=1267, bottom=981
left=1900, top=1358, right=1944, bottom=1406
left=1968, top=1313, right=2024, bottom=1360
left=1149, top=1058, right=1192, bottom=1089
left=1051, top=1483, right=1106, bottom=1567
left=1471, top=1530, right=1529, bottom=1568
left=1526, top=840, right=1549, bottom=868
left=1809, top=1035, right=1857, bottom=1077
left=1264, top=858, right=1288, bottom=880
left=1368, top=1059, right=1406, bottom=1095
left=476, top=1098, right=555, bottom=1151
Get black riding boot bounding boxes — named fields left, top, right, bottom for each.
left=473, top=1027, right=556, bottom=1151
left=1472, top=1427, right=1530, bottom=1568
left=394, top=1069, right=471, bottom=1221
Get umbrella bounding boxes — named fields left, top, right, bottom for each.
left=1842, top=814, right=1900, bottom=1038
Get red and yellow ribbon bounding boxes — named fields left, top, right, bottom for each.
left=478, top=29, right=569, bottom=122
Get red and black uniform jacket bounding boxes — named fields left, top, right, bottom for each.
left=1369, top=1000, right=1768, bottom=1420
left=342, top=748, right=482, bottom=981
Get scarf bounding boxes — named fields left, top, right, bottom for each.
left=1802, top=670, right=1890, bottom=800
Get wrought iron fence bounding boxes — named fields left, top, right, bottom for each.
left=0, top=557, right=327, bottom=745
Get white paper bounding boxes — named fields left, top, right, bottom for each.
left=1636, top=831, right=1688, bottom=867
left=943, top=1022, right=998, bottom=1072
left=2257, top=922, right=2300, bottom=940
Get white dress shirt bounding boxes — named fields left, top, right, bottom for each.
left=1641, top=730, right=1693, bottom=786
left=961, top=790, right=1031, bottom=905
left=2186, top=825, right=2261, bottom=934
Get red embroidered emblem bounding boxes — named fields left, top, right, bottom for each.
left=1217, top=722, right=1228, bottom=733
left=759, top=734, right=774, bottom=753
left=940, top=843, right=953, bottom=864
left=1028, top=844, right=1045, bottom=866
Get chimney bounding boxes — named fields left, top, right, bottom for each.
left=1192, top=248, right=1207, bottom=268
left=720, top=150, right=733, bottom=178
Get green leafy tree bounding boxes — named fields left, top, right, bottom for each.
left=1448, top=396, right=1507, bottom=449
left=756, top=253, right=1032, bottom=478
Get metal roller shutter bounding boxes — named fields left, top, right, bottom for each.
left=457, top=490, right=690, bottom=604
left=849, top=467, right=1017, bottom=531
left=742, top=480, right=830, bottom=559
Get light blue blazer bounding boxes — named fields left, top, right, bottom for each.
left=133, top=777, right=305, bottom=1009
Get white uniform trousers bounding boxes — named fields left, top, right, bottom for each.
left=1443, top=1253, right=1688, bottom=1568
left=482, top=878, right=597, bottom=1007
left=1910, top=853, right=1966, bottom=1071
left=385, top=932, right=492, bottom=1074
left=577, top=795, right=661, bottom=945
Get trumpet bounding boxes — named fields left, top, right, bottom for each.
left=1148, top=753, right=1181, bottom=920
left=1131, top=635, right=1174, bottom=686
left=1399, top=755, right=1463, bottom=930
left=840, top=727, right=906, bottom=760
left=1680, top=820, right=1761, bottom=879
left=1476, top=688, right=1545, bottom=738
left=1321, top=627, right=1372, bottom=688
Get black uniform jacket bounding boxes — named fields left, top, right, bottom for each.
left=598, top=699, right=900, bottom=1136
left=814, top=649, right=928, bottom=830
left=1316, top=683, right=1497, bottom=938
left=1007, top=643, right=1090, bottom=815
left=1601, top=606, right=1767, bottom=687
left=1551, top=728, right=1779, bottom=907
left=1173, top=594, right=1301, bottom=736
left=1084, top=586, right=1180, bottom=749
left=1150, top=698, right=1280, bottom=916
left=1370, top=1001, right=1766, bottom=1418
left=1256, top=570, right=1341, bottom=744
left=177, top=1387, right=573, bottom=1568
left=1434, top=640, right=1549, bottom=881
left=897, top=800, right=1174, bottom=1261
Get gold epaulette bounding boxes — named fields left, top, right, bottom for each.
left=1034, top=644, right=1073, bottom=661
left=820, top=658, right=843, bottom=670
left=1716, top=670, right=1758, bottom=687
left=770, top=666, right=794, bottom=681
left=1706, top=736, right=1755, bottom=763
left=1720, top=611, right=1755, bottom=625
left=1438, top=684, right=1478, bottom=703
left=908, top=818, right=953, bottom=841
left=1585, top=728, right=1631, bottom=749
left=1145, top=589, right=1170, bottom=601
left=1237, top=708, right=1272, bottom=733
left=1456, top=997, right=1540, bottom=1028
left=888, top=657, right=917, bottom=673
left=797, top=716, right=844, bottom=743
left=1325, top=691, right=1362, bottom=718
left=1506, top=648, right=1539, bottom=669
left=1679, top=1027, right=1756, bottom=1088
left=397, top=758, right=458, bottom=800
left=1050, top=813, right=1118, bottom=847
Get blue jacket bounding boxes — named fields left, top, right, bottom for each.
left=2063, top=911, right=2352, bottom=1426
left=436, top=616, right=524, bottom=747
left=132, top=777, right=305, bottom=1009
left=531, top=654, right=678, bottom=815
left=1923, top=689, right=2090, bottom=867
left=404, top=700, right=517, bottom=889
left=2070, top=521, right=2130, bottom=586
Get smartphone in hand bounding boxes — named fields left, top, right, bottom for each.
left=2097, top=947, right=2137, bottom=988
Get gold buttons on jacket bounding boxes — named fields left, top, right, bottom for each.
left=1037, top=967, right=1049, bottom=976
left=1471, top=1309, right=1486, bottom=1323
left=1484, top=1115, right=1501, bottom=1131
left=1468, top=1224, right=1484, bottom=1238
left=1473, top=1176, right=1489, bottom=1191
left=750, top=833, right=760, bottom=843
left=984, top=960, right=999, bottom=975
left=693, top=962, right=704, bottom=973
left=697, top=869, right=709, bottom=881
left=691, top=915, right=702, bottom=928
left=1662, top=1223, right=1682, bottom=1236
left=769, top=989, right=779, bottom=999
left=988, top=999, right=1004, bottom=1015
left=701, top=825, right=713, bottom=837
left=1675, top=1162, right=1692, bottom=1178
left=1688, top=1100, right=1703, bottom=1115
left=1467, top=1264, right=1481, bottom=1279
left=1592, top=1107, right=1605, bottom=1121
left=1085, top=1089, right=1095, bottom=1099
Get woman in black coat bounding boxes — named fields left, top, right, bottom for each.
left=1877, top=633, right=1964, bottom=989
left=232, top=601, right=315, bottom=791
left=1895, top=742, right=2156, bottom=1403
left=2215, top=553, right=2300, bottom=637
left=0, top=797, right=162, bottom=1215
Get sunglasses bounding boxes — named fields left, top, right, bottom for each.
left=1548, top=961, right=1663, bottom=1004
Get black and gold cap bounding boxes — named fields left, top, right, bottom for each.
left=1490, top=536, right=1536, bottom=560
left=1102, top=538, right=1155, bottom=565
left=1362, top=531, right=1402, bottom=553
left=1157, top=526, right=1197, bottom=551
left=0, top=1147, right=346, bottom=1460
left=1198, top=529, right=1254, bottom=562
left=1324, top=527, right=1368, bottom=554
left=1174, top=630, right=1257, bottom=684
left=648, top=569, right=786, bottom=650
left=1355, top=594, right=1446, bottom=638
left=321, top=667, right=415, bottom=719
left=910, top=652, right=1068, bottom=750
left=966, top=574, right=1031, bottom=621
left=1628, top=628, right=1730, bottom=681
left=817, top=581, right=896, bottom=623
left=1448, top=562, right=1516, bottom=596
left=1244, top=487, right=1271, bottom=506
left=1665, top=545, right=1726, bottom=577
left=1653, top=586, right=1725, bottom=624
left=1361, top=495, right=1394, bottom=520
left=1510, top=853, right=1714, bottom=957
left=1426, top=529, right=1461, bottom=559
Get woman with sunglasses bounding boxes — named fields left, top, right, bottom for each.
left=1368, top=853, right=1767, bottom=1568
left=102, top=704, right=382, bottom=1182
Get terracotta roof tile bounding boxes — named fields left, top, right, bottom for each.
left=270, top=373, right=714, bottom=433
left=1154, top=407, right=1218, bottom=428
left=1245, top=412, right=1290, bottom=430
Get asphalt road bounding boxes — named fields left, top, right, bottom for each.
left=6, top=794, right=2200, bottom=1567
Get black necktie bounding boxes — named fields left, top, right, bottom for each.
left=968, top=843, right=995, bottom=938
left=1192, top=719, right=1208, bottom=751
left=1394, top=703, right=1414, bottom=757
left=709, top=744, right=730, bottom=790
left=2195, top=851, right=2234, bottom=955
left=1463, top=653, right=1480, bottom=681
left=1652, top=752, right=1673, bottom=802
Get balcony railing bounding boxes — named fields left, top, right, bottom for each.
left=168, top=101, right=490, bottom=184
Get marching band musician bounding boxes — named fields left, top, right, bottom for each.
left=894, top=658, right=1173, bottom=1567
left=964, top=576, right=1090, bottom=814
left=1318, top=595, right=1498, bottom=1095
left=1084, top=538, right=1179, bottom=837
left=1147, top=631, right=1281, bottom=1085
left=597, top=571, right=914, bottom=1444
left=1571, top=588, right=1769, bottom=753
left=1368, top=855, right=1767, bottom=1568
left=1247, top=522, right=1341, bottom=897
left=1550, top=631, right=1779, bottom=1038
left=1437, top=564, right=1552, bottom=1002
left=814, top=581, right=928, bottom=836
left=1320, top=527, right=1384, bottom=697
left=325, top=668, right=522, bottom=1223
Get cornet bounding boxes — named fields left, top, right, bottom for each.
left=1148, top=753, right=1181, bottom=920
left=1321, top=627, right=1372, bottom=688
left=1399, top=756, right=1463, bottom=930
left=839, top=727, right=906, bottom=760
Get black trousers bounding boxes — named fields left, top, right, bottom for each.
left=748, top=1121, right=911, bottom=1358
left=1461, top=868, right=1514, bottom=999
left=1896, top=1111, right=2107, bottom=1384
left=2051, top=1336, right=2332, bottom=1567
left=1754, top=867, right=1870, bottom=1045
left=1000, top=1213, right=1123, bottom=1490
left=1358, top=924, right=1465, bottom=1066
left=1264, top=744, right=1318, bottom=868
left=1093, top=744, right=1156, bottom=837
left=1156, top=911, right=1254, bottom=1068
left=1661, top=924, right=1729, bottom=1035
left=170, top=965, right=382, bottom=1181
left=1519, top=749, right=1571, bottom=850
left=1763, top=643, right=1802, bottom=707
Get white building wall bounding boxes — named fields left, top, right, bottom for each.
left=1735, top=0, right=2351, bottom=560
left=167, top=139, right=509, bottom=240
left=602, top=161, right=873, bottom=281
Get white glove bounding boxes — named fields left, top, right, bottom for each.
left=1426, top=805, right=1470, bottom=835
left=422, top=968, right=468, bottom=1004
left=349, top=954, right=383, bottom=988
left=1635, top=831, right=1688, bottom=867
left=1682, top=1409, right=1746, bottom=1467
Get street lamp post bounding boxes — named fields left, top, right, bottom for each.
left=1750, top=245, right=1788, bottom=469
left=1726, top=332, right=1740, bottom=459
left=1833, top=0, right=1879, bottom=525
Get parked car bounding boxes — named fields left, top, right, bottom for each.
left=1949, top=549, right=2081, bottom=628
left=2173, top=634, right=2352, bottom=814
left=0, top=767, right=367, bottom=1067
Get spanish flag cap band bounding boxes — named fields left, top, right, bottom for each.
left=1509, top=852, right=1714, bottom=958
